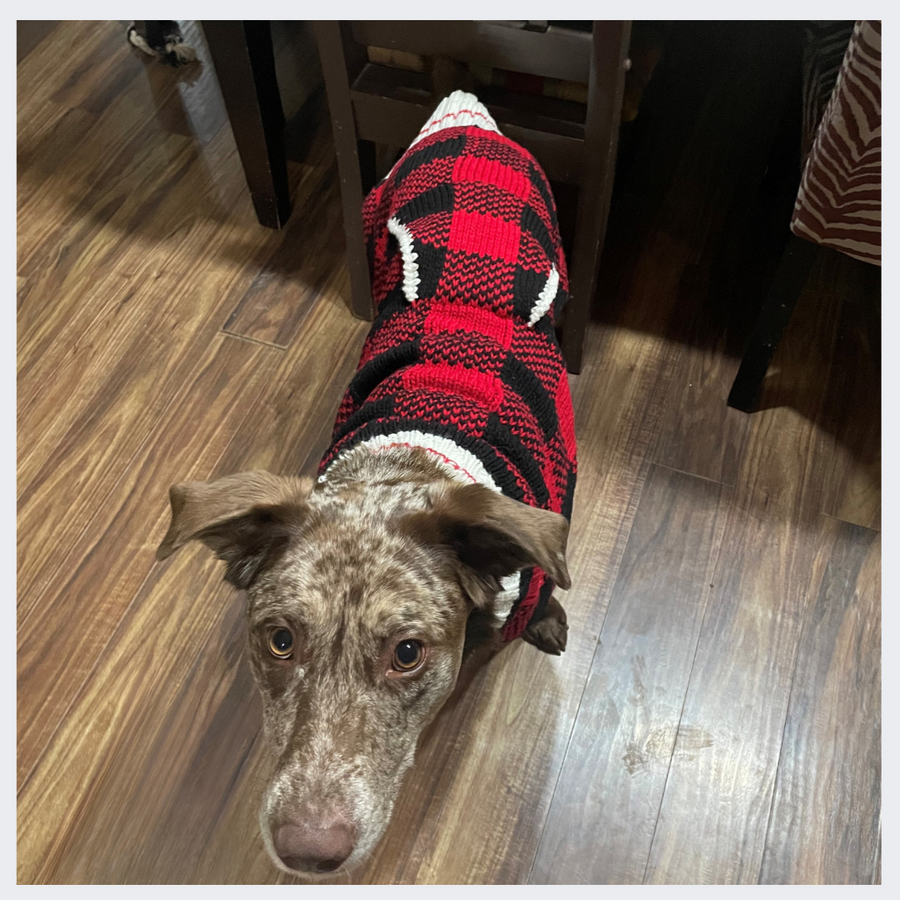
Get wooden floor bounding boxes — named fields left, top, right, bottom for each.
left=17, top=21, right=881, bottom=884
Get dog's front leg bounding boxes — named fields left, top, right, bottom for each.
left=522, top=595, right=568, bottom=655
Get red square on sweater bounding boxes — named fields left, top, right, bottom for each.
left=448, top=209, right=521, bottom=263
left=402, top=361, right=505, bottom=413
left=452, top=154, right=531, bottom=200
left=424, top=302, right=515, bottom=349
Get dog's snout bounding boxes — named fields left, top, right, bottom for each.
left=273, top=813, right=355, bottom=874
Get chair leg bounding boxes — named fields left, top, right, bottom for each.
left=202, top=21, right=291, bottom=229
left=313, top=22, right=375, bottom=321
left=357, top=138, right=377, bottom=196
left=561, top=21, right=631, bottom=374
left=727, top=233, right=819, bottom=412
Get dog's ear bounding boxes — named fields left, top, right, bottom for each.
left=155, top=471, right=313, bottom=589
left=408, top=482, right=571, bottom=606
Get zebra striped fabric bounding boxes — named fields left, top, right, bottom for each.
left=799, top=21, right=854, bottom=161
left=791, top=20, right=881, bottom=265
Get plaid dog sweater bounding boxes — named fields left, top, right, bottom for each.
left=318, top=92, right=577, bottom=642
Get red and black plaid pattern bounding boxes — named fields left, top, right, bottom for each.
left=319, top=124, right=577, bottom=642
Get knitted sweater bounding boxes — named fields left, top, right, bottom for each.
left=318, top=92, right=577, bottom=642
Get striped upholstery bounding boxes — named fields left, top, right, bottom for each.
left=799, top=22, right=854, bottom=160
left=791, top=20, right=881, bottom=265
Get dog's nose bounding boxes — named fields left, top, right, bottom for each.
left=273, top=814, right=355, bottom=874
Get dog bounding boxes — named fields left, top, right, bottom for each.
left=157, top=91, right=577, bottom=878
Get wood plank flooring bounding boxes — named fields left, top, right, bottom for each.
left=17, top=21, right=881, bottom=884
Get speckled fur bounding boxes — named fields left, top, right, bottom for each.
left=250, top=452, right=468, bottom=872
left=157, top=447, right=569, bottom=877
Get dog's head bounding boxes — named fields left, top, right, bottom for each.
left=156, top=456, right=569, bottom=877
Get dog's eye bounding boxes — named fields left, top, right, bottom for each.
left=392, top=639, right=424, bottom=671
left=267, top=627, right=294, bottom=659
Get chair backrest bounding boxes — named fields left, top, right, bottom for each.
left=349, top=21, right=594, bottom=84
left=324, top=21, right=606, bottom=185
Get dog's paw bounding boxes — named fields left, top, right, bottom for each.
left=522, top=596, right=568, bottom=655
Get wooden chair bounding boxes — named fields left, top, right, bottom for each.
left=313, top=21, right=631, bottom=373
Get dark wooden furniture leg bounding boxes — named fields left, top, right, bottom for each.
left=727, top=233, right=819, bottom=412
left=561, top=21, right=631, bottom=374
left=202, top=21, right=291, bottom=229
left=312, top=21, right=375, bottom=321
